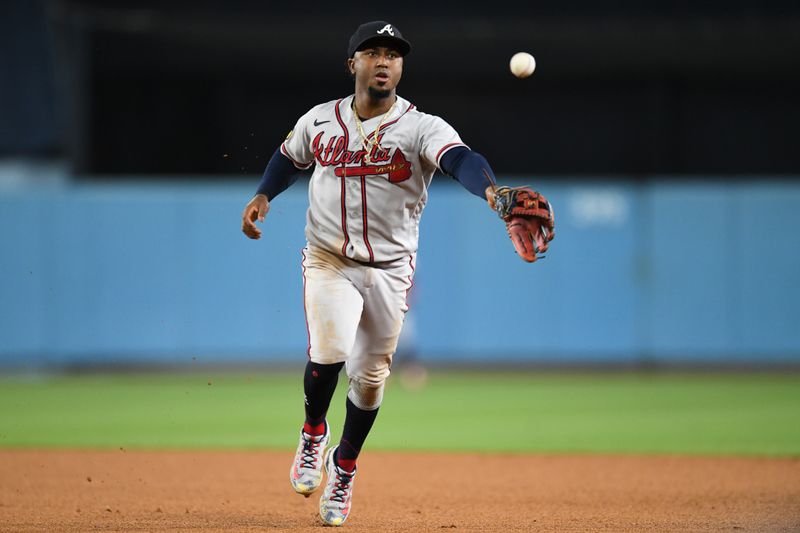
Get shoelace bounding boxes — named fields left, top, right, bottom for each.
left=330, top=469, right=354, bottom=503
left=299, top=436, right=322, bottom=469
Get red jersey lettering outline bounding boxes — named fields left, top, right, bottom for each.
left=312, top=133, right=392, bottom=167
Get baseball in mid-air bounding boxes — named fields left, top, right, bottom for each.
left=509, top=52, right=536, bottom=78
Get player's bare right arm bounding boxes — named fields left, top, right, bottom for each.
left=241, top=192, right=270, bottom=240
left=241, top=147, right=300, bottom=239
left=242, top=110, right=316, bottom=240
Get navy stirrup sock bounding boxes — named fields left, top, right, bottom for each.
left=303, top=361, right=344, bottom=435
left=336, top=397, right=379, bottom=471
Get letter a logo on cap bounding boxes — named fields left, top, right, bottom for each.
left=377, top=24, right=394, bottom=36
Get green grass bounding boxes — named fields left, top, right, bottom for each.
left=0, top=371, right=798, bottom=455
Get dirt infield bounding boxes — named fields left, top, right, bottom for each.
left=1, top=450, right=798, bottom=532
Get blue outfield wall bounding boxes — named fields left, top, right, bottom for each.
left=1, top=177, right=799, bottom=367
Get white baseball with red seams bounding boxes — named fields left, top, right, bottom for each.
left=282, top=94, right=464, bottom=380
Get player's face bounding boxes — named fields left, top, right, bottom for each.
left=350, top=46, right=403, bottom=95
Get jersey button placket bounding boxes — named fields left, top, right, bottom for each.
left=347, top=178, right=362, bottom=254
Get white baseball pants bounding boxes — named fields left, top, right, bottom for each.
left=301, top=244, right=415, bottom=387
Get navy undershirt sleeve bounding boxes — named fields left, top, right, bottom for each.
left=255, top=147, right=304, bottom=200
left=439, top=146, right=497, bottom=199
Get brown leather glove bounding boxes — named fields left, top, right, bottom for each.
left=491, top=186, right=555, bottom=263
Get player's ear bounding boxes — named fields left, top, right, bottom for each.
left=347, top=58, right=355, bottom=75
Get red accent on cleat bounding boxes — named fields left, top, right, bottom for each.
left=303, top=421, right=326, bottom=436
left=335, top=456, right=357, bottom=473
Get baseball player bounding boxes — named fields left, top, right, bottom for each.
left=241, top=21, right=553, bottom=527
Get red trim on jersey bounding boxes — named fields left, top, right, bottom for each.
left=360, top=176, right=375, bottom=263
left=334, top=98, right=349, bottom=151
left=334, top=99, right=351, bottom=256
left=405, top=255, right=416, bottom=309
left=435, top=142, right=467, bottom=168
left=300, top=249, right=312, bottom=359
left=280, top=143, right=313, bottom=170
left=333, top=148, right=411, bottom=182
left=339, top=176, right=349, bottom=256
left=366, top=103, right=416, bottom=141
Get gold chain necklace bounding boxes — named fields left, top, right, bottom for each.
left=352, top=98, right=396, bottom=164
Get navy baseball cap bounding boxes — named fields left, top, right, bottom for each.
left=347, top=21, right=412, bottom=58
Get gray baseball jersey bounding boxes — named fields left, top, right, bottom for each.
left=281, top=95, right=466, bottom=263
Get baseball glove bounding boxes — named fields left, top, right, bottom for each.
left=491, top=186, right=555, bottom=263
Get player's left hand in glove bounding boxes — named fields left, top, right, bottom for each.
left=488, top=186, right=555, bottom=263
left=241, top=193, right=270, bottom=239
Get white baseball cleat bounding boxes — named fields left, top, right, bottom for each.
left=319, top=445, right=356, bottom=526
left=289, top=425, right=329, bottom=497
